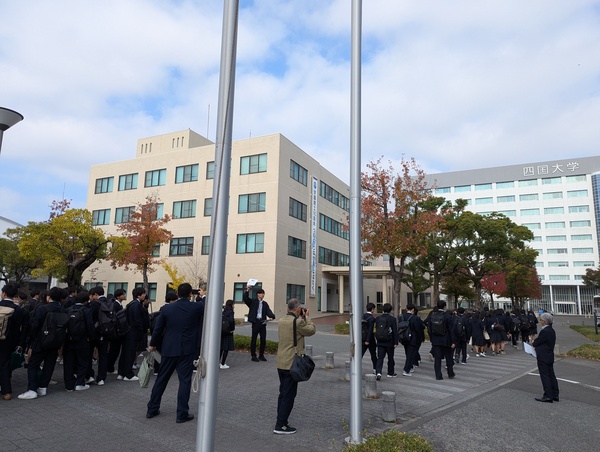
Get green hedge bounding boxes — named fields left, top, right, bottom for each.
left=344, top=430, right=433, bottom=452
left=233, top=334, right=279, bottom=355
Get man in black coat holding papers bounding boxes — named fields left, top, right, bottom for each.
left=532, top=312, right=559, bottom=403
left=244, top=281, right=275, bottom=362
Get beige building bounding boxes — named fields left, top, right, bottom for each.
left=84, top=129, right=391, bottom=318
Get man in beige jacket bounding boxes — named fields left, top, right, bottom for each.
left=274, top=298, right=316, bottom=435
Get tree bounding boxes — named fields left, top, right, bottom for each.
left=502, top=250, right=542, bottom=310
left=481, top=273, right=507, bottom=310
left=582, top=265, right=600, bottom=290
left=361, top=158, right=444, bottom=317
left=0, top=229, right=41, bottom=287
left=440, top=271, right=476, bottom=309
left=401, top=258, right=432, bottom=307
left=14, top=208, right=117, bottom=288
left=110, top=195, right=173, bottom=295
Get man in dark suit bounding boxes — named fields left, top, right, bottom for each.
left=146, top=283, right=204, bottom=423
left=118, top=287, right=149, bottom=381
left=425, top=300, right=457, bottom=381
left=243, top=285, right=275, bottom=362
left=532, top=312, right=559, bottom=403
left=361, top=302, right=377, bottom=374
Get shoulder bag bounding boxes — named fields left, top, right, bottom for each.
left=289, top=317, right=315, bottom=382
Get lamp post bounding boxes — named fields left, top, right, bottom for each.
left=0, top=107, right=24, bottom=155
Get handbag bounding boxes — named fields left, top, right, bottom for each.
left=289, top=317, right=315, bottom=383
left=10, top=350, right=25, bottom=371
left=138, top=351, right=154, bottom=388
left=483, top=330, right=490, bottom=341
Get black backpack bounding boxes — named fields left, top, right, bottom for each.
left=375, top=315, right=392, bottom=342
left=67, top=306, right=87, bottom=342
left=40, top=310, right=69, bottom=350
left=512, top=316, right=522, bottom=333
left=115, top=308, right=130, bottom=338
left=98, top=300, right=129, bottom=340
left=429, top=311, right=446, bottom=336
left=398, top=316, right=412, bottom=344
left=455, top=315, right=466, bottom=340
left=221, top=312, right=233, bottom=334
left=520, top=315, right=530, bottom=331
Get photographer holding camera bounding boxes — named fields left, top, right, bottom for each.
left=243, top=284, right=275, bottom=362
left=274, top=298, right=316, bottom=435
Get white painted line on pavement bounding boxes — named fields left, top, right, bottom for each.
left=528, top=372, right=600, bottom=392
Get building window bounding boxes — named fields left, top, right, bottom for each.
left=95, top=177, right=114, bottom=194
left=233, top=282, right=248, bottom=302
left=521, top=208, right=540, bottom=216
left=518, top=179, right=538, bottom=187
left=289, top=198, right=307, bottom=222
left=496, top=181, right=515, bottom=189
left=535, top=262, right=544, bottom=268
left=206, top=161, right=215, bottom=180
left=107, top=282, right=128, bottom=295
left=545, top=221, right=566, bottom=229
left=498, top=210, right=516, bottom=217
left=239, top=193, right=266, bottom=213
left=549, top=275, right=569, bottom=281
left=318, top=246, right=349, bottom=266
left=145, top=169, right=166, bottom=187
left=547, top=248, right=568, bottom=254
left=290, top=160, right=308, bottom=186
left=435, top=187, right=451, bottom=194
left=567, top=190, right=588, bottom=198
left=288, top=236, right=306, bottom=259
left=497, top=195, right=515, bottom=203
left=546, top=235, right=566, bottom=241
left=574, top=261, right=594, bottom=267
left=454, top=185, right=471, bottom=192
left=543, top=192, right=563, bottom=200
left=201, top=236, right=211, bottom=255
left=92, top=209, right=110, bottom=226
left=571, top=234, right=592, bottom=241
left=319, top=214, right=349, bottom=240
left=474, top=183, right=492, bottom=191
left=531, top=236, right=542, bottom=242
left=570, top=220, right=591, bottom=227
left=548, top=262, right=569, bottom=267
left=115, top=206, right=135, bottom=224
left=475, top=197, right=493, bottom=205
left=542, top=176, right=561, bottom=185
left=544, top=207, right=564, bottom=215
left=566, top=175, right=586, bottom=182
left=286, top=284, right=305, bottom=302
left=320, top=181, right=350, bottom=211
left=523, top=223, right=541, bottom=230
left=519, top=193, right=539, bottom=201
left=118, top=173, right=138, bottom=191
left=169, top=237, right=194, bottom=256
left=240, top=153, right=267, bottom=174
left=204, top=198, right=212, bottom=216
left=173, top=200, right=196, bottom=219
left=135, top=282, right=157, bottom=302
left=572, top=247, right=594, bottom=253
left=155, top=203, right=164, bottom=220
left=237, top=233, right=265, bottom=253
left=568, top=205, right=589, bottom=213
left=83, top=282, right=103, bottom=290
left=175, top=164, right=199, bottom=183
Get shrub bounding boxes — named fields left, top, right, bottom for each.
left=566, top=343, right=600, bottom=360
left=233, top=334, right=278, bottom=354
left=335, top=323, right=350, bottom=335
left=344, top=430, right=433, bottom=452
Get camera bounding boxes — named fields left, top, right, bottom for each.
left=191, top=289, right=200, bottom=295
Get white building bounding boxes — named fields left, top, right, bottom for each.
left=425, top=156, right=600, bottom=315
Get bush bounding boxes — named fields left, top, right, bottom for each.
left=566, top=344, right=600, bottom=360
left=344, top=430, right=433, bottom=452
left=335, top=323, right=350, bottom=335
left=570, top=325, right=600, bottom=342
left=233, top=334, right=278, bottom=354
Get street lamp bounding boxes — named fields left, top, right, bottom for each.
left=0, top=107, right=24, bottom=155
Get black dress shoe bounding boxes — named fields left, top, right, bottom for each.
left=146, top=410, right=160, bottom=418
left=535, top=397, right=553, bottom=403
left=176, top=414, right=194, bottom=424
left=553, top=397, right=559, bottom=402
left=251, top=357, right=260, bottom=362
left=258, top=356, right=267, bottom=362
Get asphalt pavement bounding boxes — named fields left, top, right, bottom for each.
left=1, top=315, right=599, bottom=451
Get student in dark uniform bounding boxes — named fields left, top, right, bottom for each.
left=146, top=283, right=205, bottom=423
left=118, top=287, right=149, bottom=381
left=361, top=302, right=377, bottom=374
left=243, top=285, right=275, bottom=362
left=470, top=311, right=486, bottom=357
left=425, top=300, right=457, bottom=380
left=106, top=289, right=126, bottom=374
left=375, top=303, right=399, bottom=380
left=220, top=299, right=235, bottom=368
left=399, top=304, right=421, bottom=376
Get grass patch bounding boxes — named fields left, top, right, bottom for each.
left=335, top=323, right=350, bottom=335
left=343, top=430, right=433, bottom=452
left=233, top=334, right=278, bottom=354
left=566, top=343, right=600, bottom=361
left=570, top=325, right=600, bottom=342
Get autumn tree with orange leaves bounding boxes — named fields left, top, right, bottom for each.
left=110, top=195, right=173, bottom=297
left=361, top=158, right=444, bottom=317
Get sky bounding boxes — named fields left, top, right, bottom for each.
left=1, top=0, right=599, bottom=225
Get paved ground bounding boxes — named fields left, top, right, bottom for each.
left=1, top=315, right=599, bottom=451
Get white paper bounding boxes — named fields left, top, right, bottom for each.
left=247, top=278, right=258, bottom=287
left=523, top=342, right=537, bottom=358
left=153, top=350, right=162, bottom=364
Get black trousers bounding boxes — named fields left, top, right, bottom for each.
left=0, top=347, right=15, bottom=395
left=276, top=368, right=298, bottom=429
left=375, top=344, right=395, bottom=376
left=403, top=343, right=416, bottom=373
left=27, top=347, right=59, bottom=391
left=118, top=332, right=138, bottom=379
left=147, top=353, right=195, bottom=420
left=107, top=337, right=122, bottom=373
left=63, top=344, right=90, bottom=389
left=87, top=338, right=108, bottom=381
left=361, top=341, right=377, bottom=371
left=250, top=322, right=267, bottom=357
left=537, top=360, right=559, bottom=399
left=432, top=345, right=454, bottom=379
left=455, top=340, right=468, bottom=362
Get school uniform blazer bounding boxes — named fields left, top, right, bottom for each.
left=150, top=298, right=204, bottom=357
left=426, top=310, right=457, bottom=347
left=362, top=312, right=376, bottom=344
left=532, top=325, right=556, bottom=364
left=0, top=299, right=28, bottom=351
left=126, top=299, right=150, bottom=340
left=29, top=301, right=65, bottom=352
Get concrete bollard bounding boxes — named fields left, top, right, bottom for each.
left=364, top=374, right=378, bottom=399
left=381, top=391, right=397, bottom=422
left=517, top=340, right=522, bottom=351
left=305, top=345, right=313, bottom=357
left=325, top=352, right=334, bottom=369
left=344, top=361, right=350, bottom=381
left=554, top=344, right=560, bottom=356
